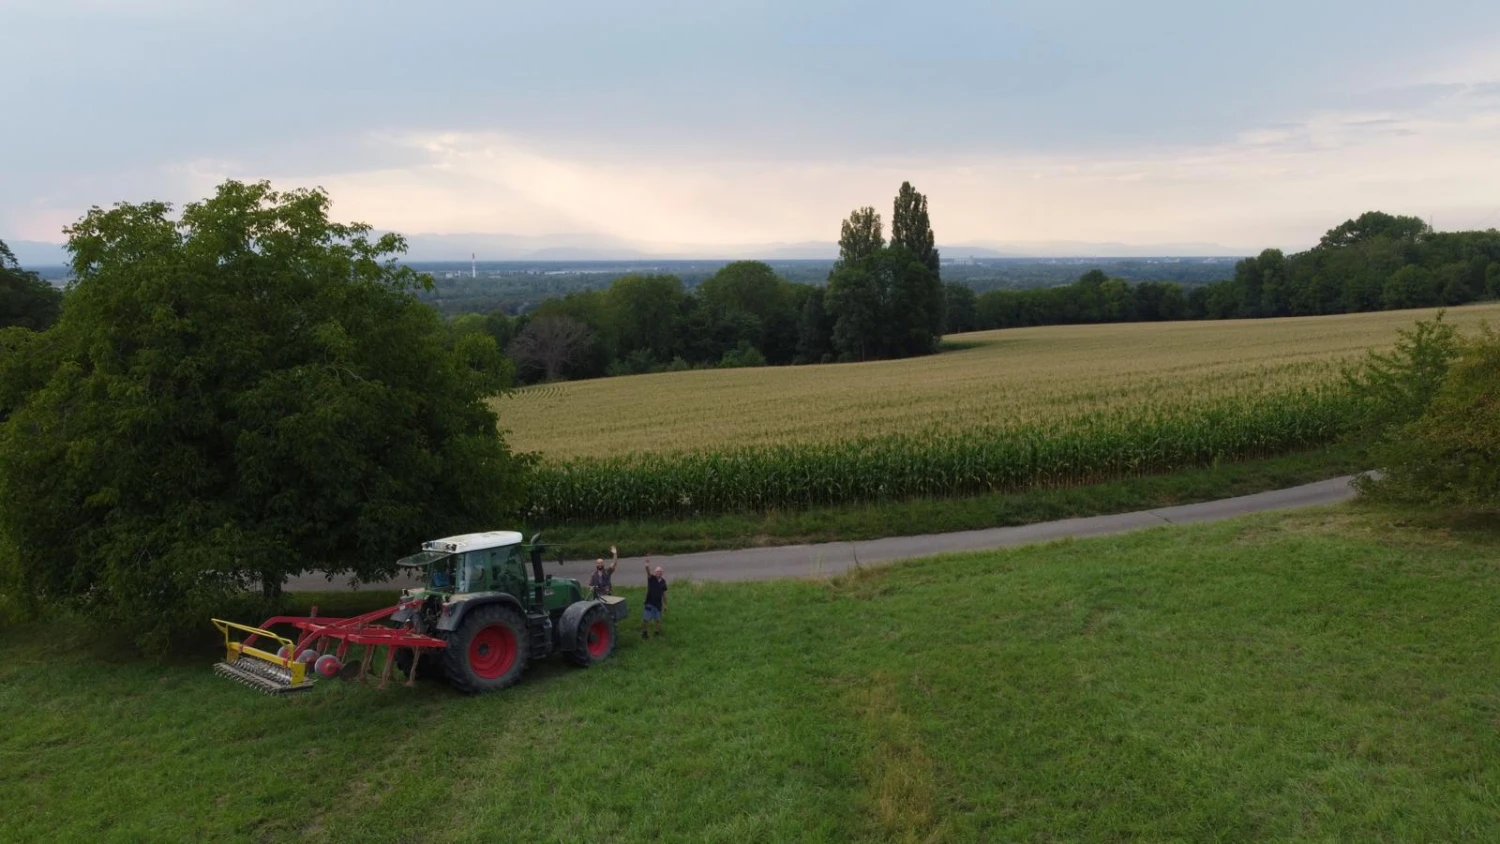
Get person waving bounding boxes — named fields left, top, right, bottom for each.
left=642, top=559, right=667, bottom=639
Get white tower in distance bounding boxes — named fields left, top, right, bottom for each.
left=471, top=253, right=476, bottom=279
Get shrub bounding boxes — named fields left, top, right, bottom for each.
left=1361, top=325, right=1500, bottom=513
left=1343, top=313, right=1460, bottom=441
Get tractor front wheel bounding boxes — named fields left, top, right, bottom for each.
left=443, top=605, right=529, bottom=694
left=568, top=604, right=617, bottom=667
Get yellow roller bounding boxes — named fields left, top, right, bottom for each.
left=211, top=619, right=315, bottom=694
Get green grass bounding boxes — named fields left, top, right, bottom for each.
left=546, top=443, right=1369, bottom=556
left=5, top=506, right=1500, bottom=841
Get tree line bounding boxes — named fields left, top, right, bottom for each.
left=455, top=210, right=1500, bottom=385
left=462, top=182, right=945, bottom=383
left=949, top=212, right=1500, bottom=332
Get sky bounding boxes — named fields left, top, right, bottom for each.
left=5, top=0, right=1500, bottom=258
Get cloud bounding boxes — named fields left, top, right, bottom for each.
left=7, top=3, right=1500, bottom=250
left=241, top=89, right=1499, bottom=254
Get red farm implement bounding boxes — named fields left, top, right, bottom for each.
left=212, top=600, right=447, bottom=694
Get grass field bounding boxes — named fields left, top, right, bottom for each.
left=6, top=506, right=1500, bottom=841
left=499, top=304, right=1500, bottom=460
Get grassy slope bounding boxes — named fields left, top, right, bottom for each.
left=546, top=443, right=1369, bottom=556
left=5, top=507, right=1500, bottom=841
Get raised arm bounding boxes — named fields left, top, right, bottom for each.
left=609, top=544, right=618, bottom=573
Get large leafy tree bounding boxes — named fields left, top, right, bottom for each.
left=695, top=261, right=798, bottom=364
left=0, top=181, right=529, bottom=649
left=602, top=274, right=686, bottom=364
left=0, top=239, right=62, bottom=331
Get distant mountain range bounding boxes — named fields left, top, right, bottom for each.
left=3, top=234, right=1252, bottom=267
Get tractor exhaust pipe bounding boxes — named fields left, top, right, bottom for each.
left=529, top=539, right=546, bottom=611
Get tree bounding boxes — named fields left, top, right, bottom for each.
left=825, top=192, right=944, bottom=361
left=943, top=282, right=977, bottom=334
left=1381, top=265, right=1438, bottom=310
left=825, top=262, right=885, bottom=361
left=695, top=261, right=798, bottom=364
left=837, top=207, right=884, bottom=265
left=882, top=245, right=944, bottom=356
left=507, top=315, right=593, bottom=382
left=0, top=239, right=62, bottom=331
left=603, top=274, right=685, bottom=364
left=891, top=181, right=939, bottom=273
left=530, top=290, right=610, bottom=380
left=1435, top=261, right=1475, bottom=305
left=795, top=286, right=834, bottom=363
left=1318, top=211, right=1430, bottom=250
left=1100, top=278, right=1136, bottom=322
left=827, top=244, right=942, bottom=360
left=0, top=181, right=530, bottom=651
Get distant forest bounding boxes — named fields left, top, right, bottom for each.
left=411, top=256, right=1237, bottom=316
left=437, top=211, right=1500, bottom=386
left=10, top=209, right=1498, bottom=390
left=962, top=213, right=1500, bottom=330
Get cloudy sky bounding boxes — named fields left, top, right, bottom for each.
left=5, top=0, right=1500, bottom=257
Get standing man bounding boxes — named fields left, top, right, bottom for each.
left=642, top=559, right=667, bottom=639
left=589, top=545, right=618, bottom=598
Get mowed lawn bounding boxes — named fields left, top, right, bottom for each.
left=5, top=509, right=1500, bottom=841
left=498, top=303, right=1500, bottom=460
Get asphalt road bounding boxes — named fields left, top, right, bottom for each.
left=284, top=475, right=1360, bottom=592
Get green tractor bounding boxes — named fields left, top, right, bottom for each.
left=392, top=531, right=629, bottom=693
left=212, top=531, right=627, bottom=695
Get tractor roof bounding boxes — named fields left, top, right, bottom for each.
left=422, top=531, right=524, bottom=554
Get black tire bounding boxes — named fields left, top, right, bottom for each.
left=443, top=604, right=529, bottom=694
left=393, top=648, right=445, bottom=683
left=568, top=604, right=618, bottom=667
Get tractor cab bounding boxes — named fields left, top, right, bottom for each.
left=397, top=531, right=532, bottom=597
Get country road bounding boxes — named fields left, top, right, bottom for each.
left=284, top=475, right=1362, bottom=592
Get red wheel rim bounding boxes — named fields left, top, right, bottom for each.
left=469, top=624, right=517, bottom=679
left=585, top=620, right=612, bottom=658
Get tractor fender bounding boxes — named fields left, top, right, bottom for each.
left=436, top=594, right=527, bottom=633
left=556, top=600, right=604, bottom=653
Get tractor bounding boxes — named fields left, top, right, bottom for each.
left=212, top=531, right=628, bottom=695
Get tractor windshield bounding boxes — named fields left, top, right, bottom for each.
left=396, top=549, right=457, bottom=590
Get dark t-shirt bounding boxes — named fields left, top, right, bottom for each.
left=589, top=569, right=612, bottom=593
left=645, top=574, right=667, bottom=608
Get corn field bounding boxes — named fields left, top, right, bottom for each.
left=500, top=304, right=1500, bottom=460
left=526, top=385, right=1358, bottom=522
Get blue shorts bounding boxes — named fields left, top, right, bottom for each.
left=643, top=605, right=662, bottom=622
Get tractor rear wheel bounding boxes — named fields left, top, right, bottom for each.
left=568, top=604, right=617, bottom=667
left=443, top=604, right=529, bottom=694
